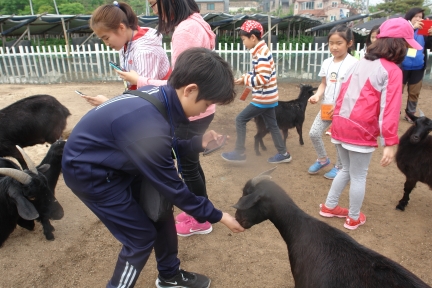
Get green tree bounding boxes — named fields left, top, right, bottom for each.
left=59, top=2, right=85, bottom=14
left=37, top=4, right=55, bottom=13
left=375, top=0, right=429, bottom=16
left=0, top=0, right=28, bottom=15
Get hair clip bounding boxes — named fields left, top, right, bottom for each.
left=113, top=1, right=119, bottom=7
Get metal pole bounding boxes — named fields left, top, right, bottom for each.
left=29, top=0, right=34, bottom=15
left=268, top=14, right=271, bottom=49
left=53, top=0, right=70, bottom=56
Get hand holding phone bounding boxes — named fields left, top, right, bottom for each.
left=109, top=61, right=125, bottom=71
left=203, top=135, right=227, bottom=156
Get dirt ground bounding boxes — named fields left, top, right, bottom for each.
left=1, top=81, right=431, bottom=287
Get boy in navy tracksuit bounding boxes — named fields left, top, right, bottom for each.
left=62, top=48, right=244, bottom=288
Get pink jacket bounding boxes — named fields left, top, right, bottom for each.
left=137, top=13, right=216, bottom=121
left=331, top=58, right=402, bottom=147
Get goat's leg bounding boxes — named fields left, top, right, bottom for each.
left=296, top=124, right=304, bottom=145
left=39, top=216, right=55, bottom=240
left=17, top=217, right=35, bottom=231
left=282, top=129, right=289, bottom=149
left=254, top=134, right=262, bottom=156
left=396, top=178, right=417, bottom=211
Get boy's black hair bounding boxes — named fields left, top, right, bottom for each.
left=168, top=48, right=235, bottom=105
left=365, top=25, right=380, bottom=48
left=405, top=7, right=425, bottom=21
left=365, top=38, right=407, bottom=64
left=239, top=29, right=262, bottom=41
left=156, top=0, right=200, bottom=34
left=328, top=24, right=355, bottom=54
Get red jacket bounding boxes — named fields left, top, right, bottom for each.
left=332, top=58, right=402, bottom=147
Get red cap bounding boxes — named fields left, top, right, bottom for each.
left=377, top=17, right=422, bottom=50
left=240, top=20, right=264, bottom=37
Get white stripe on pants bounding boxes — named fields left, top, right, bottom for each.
left=324, top=144, right=373, bottom=220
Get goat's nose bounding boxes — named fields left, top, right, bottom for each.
left=411, top=135, right=420, bottom=143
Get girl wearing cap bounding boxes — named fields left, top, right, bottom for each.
left=401, top=8, right=432, bottom=123
left=318, top=18, right=423, bottom=230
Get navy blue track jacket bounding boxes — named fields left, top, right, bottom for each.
left=62, top=85, right=223, bottom=223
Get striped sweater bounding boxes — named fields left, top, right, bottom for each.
left=242, top=40, right=278, bottom=107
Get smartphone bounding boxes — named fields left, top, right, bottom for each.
left=109, top=61, right=125, bottom=71
left=203, top=135, right=227, bottom=156
left=75, top=90, right=86, bottom=96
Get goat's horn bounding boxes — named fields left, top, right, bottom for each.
left=419, top=108, right=425, bottom=117
left=251, top=175, right=272, bottom=186
left=16, top=146, right=37, bottom=174
left=251, top=167, right=277, bottom=186
left=0, top=168, right=32, bottom=185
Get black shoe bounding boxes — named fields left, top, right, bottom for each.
left=155, top=269, right=211, bottom=288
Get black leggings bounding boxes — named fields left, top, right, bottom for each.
left=175, top=114, right=214, bottom=199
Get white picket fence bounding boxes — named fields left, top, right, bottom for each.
left=1, top=42, right=432, bottom=84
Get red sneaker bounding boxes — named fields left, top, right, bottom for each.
left=344, top=213, right=366, bottom=230
left=176, top=217, right=212, bottom=237
left=319, top=204, right=348, bottom=218
left=175, top=211, right=193, bottom=223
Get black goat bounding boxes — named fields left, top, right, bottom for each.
left=234, top=178, right=429, bottom=287
left=254, top=84, right=317, bottom=156
left=395, top=112, right=432, bottom=211
left=0, top=95, right=70, bottom=169
left=0, top=146, right=64, bottom=247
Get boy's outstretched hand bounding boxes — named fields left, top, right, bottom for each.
left=220, top=212, right=245, bottom=233
left=202, top=130, right=228, bottom=148
left=234, top=78, right=244, bottom=85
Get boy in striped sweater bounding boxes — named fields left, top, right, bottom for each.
left=222, top=20, right=292, bottom=164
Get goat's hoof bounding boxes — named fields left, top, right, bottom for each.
left=396, top=204, right=406, bottom=211
left=44, top=233, right=55, bottom=241
left=300, top=141, right=304, bottom=145
left=262, top=147, right=267, bottom=151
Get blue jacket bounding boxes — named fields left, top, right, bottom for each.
left=402, top=30, right=426, bottom=71
left=61, top=85, right=223, bottom=223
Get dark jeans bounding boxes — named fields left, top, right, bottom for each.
left=235, top=104, right=286, bottom=154
left=72, top=183, right=180, bottom=288
left=175, top=113, right=214, bottom=199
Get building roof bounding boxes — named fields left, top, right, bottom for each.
left=0, top=12, right=323, bottom=37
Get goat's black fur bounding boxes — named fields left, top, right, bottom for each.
left=254, top=84, right=317, bottom=156
left=0, top=143, right=65, bottom=247
left=0, top=95, right=70, bottom=169
left=234, top=179, right=429, bottom=287
left=395, top=113, right=432, bottom=211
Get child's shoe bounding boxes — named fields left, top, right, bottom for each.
left=404, top=114, right=414, bottom=124
left=268, top=152, right=292, bottom=163
left=221, top=151, right=246, bottom=163
left=155, top=269, right=211, bottom=288
left=325, top=126, right=332, bottom=136
left=324, top=166, right=340, bottom=180
left=308, top=158, right=330, bottom=174
left=176, top=217, right=212, bottom=237
left=175, top=211, right=193, bottom=223
left=344, top=213, right=366, bottom=230
left=319, top=203, right=348, bottom=218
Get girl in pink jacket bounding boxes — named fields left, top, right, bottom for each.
left=146, top=0, right=217, bottom=237
left=318, top=18, right=423, bottom=230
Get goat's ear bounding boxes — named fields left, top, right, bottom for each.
left=7, top=186, right=39, bottom=220
left=311, top=87, right=318, bottom=92
left=37, top=164, right=50, bottom=173
left=233, top=193, right=262, bottom=210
